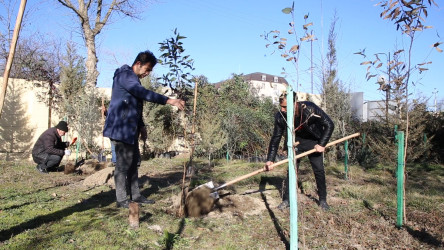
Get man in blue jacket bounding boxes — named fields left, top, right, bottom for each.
left=103, top=50, right=185, bottom=208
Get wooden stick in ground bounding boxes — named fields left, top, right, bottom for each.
left=101, top=97, right=105, bottom=151
left=0, top=0, right=27, bottom=118
left=214, top=132, right=360, bottom=191
left=179, top=162, right=187, bottom=217
left=181, top=80, right=199, bottom=216
left=128, top=202, right=139, bottom=229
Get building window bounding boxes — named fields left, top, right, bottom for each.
left=274, top=76, right=279, bottom=83
left=261, top=75, right=266, bottom=81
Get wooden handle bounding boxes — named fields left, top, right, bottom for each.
left=214, top=133, right=360, bottom=191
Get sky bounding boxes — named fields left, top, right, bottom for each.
left=4, top=0, right=444, bottom=108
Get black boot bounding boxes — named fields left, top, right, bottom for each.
left=36, top=165, right=48, bottom=174
left=277, top=200, right=290, bottom=210
left=319, top=200, right=329, bottom=211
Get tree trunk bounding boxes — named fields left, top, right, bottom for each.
left=83, top=27, right=99, bottom=87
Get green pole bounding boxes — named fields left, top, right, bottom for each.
left=344, top=140, right=349, bottom=180
left=395, top=131, right=405, bottom=228
left=286, top=87, right=298, bottom=249
left=226, top=151, right=229, bottom=163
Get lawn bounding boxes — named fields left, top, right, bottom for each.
left=1, top=157, right=443, bottom=249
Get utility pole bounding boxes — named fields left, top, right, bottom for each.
left=310, top=30, right=314, bottom=94
left=432, top=89, right=438, bottom=113
left=385, top=52, right=391, bottom=123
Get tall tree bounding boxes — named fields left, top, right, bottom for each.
left=55, top=0, right=146, bottom=87
left=357, top=0, right=441, bottom=163
left=59, top=42, right=103, bottom=155
left=216, top=75, right=276, bottom=158
left=356, top=0, right=441, bottom=224
left=321, top=15, right=352, bottom=163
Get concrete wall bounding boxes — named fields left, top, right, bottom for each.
left=0, top=78, right=113, bottom=161
left=351, top=92, right=364, bottom=121
left=0, top=78, right=54, bottom=160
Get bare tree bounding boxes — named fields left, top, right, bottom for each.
left=262, top=1, right=316, bottom=91
left=55, top=0, right=146, bottom=87
left=356, top=0, right=441, bottom=224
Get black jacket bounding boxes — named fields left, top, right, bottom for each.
left=32, top=127, right=69, bottom=158
left=267, top=101, right=334, bottom=162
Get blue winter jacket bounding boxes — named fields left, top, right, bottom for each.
left=103, top=65, right=168, bottom=144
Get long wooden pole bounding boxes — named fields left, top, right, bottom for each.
left=214, top=132, right=361, bottom=191
left=0, top=0, right=27, bottom=119
left=101, top=97, right=105, bottom=150
left=190, top=80, right=198, bottom=158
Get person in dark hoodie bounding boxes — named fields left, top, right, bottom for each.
left=32, top=120, right=71, bottom=174
left=103, top=50, right=185, bottom=209
left=264, top=92, right=334, bottom=211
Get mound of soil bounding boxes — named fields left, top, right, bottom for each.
left=167, top=187, right=280, bottom=218
left=185, top=187, right=215, bottom=217
left=82, top=167, right=114, bottom=187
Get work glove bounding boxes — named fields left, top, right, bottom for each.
left=64, top=149, right=71, bottom=156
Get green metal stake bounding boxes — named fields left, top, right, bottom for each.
left=344, top=140, right=349, bottom=180
left=396, top=131, right=405, bottom=228
left=286, top=87, right=298, bottom=249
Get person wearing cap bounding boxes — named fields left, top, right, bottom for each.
left=103, top=50, right=185, bottom=209
left=264, top=92, right=334, bottom=211
left=32, top=121, right=71, bottom=174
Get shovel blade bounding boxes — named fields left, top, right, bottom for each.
left=195, top=181, right=214, bottom=190
left=209, top=191, right=219, bottom=200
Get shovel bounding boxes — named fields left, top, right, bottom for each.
left=207, top=132, right=361, bottom=197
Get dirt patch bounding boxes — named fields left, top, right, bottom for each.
left=64, top=160, right=111, bottom=175
left=64, top=162, right=76, bottom=174
left=166, top=187, right=280, bottom=218
left=82, top=167, right=114, bottom=187
left=208, top=192, right=279, bottom=218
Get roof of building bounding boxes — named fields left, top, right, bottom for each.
left=242, top=72, right=289, bottom=85
left=213, top=72, right=288, bottom=88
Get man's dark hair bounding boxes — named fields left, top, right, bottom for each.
left=132, top=50, right=158, bottom=67
left=279, top=91, right=298, bottom=104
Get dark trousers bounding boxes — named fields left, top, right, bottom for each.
left=33, top=153, right=62, bottom=170
left=112, top=140, right=142, bottom=203
left=283, top=137, right=327, bottom=201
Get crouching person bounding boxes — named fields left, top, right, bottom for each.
left=32, top=121, right=71, bottom=174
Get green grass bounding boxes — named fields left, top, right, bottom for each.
left=1, top=159, right=443, bottom=249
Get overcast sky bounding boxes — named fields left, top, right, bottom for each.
left=4, top=0, right=444, bottom=107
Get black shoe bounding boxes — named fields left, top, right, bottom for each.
left=116, top=200, right=130, bottom=208
left=132, top=196, right=155, bottom=205
left=277, top=200, right=290, bottom=210
left=319, top=200, right=330, bottom=211
left=36, top=165, right=48, bottom=174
